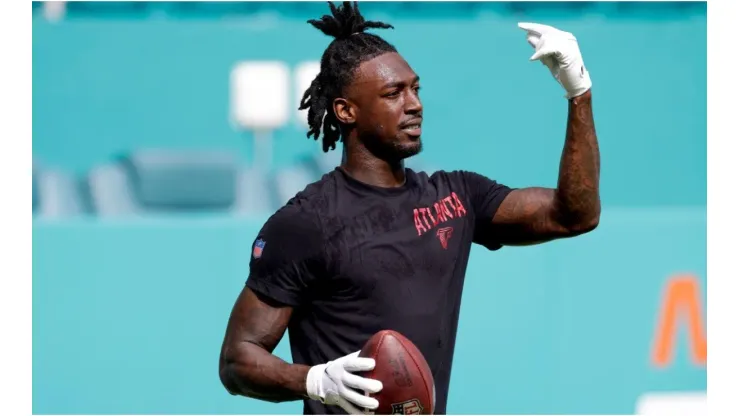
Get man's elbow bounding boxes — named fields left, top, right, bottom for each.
left=567, top=212, right=600, bottom=236
left=220, top=347, right=251, bottom=397
left=219, top=359, right=239, bottom=396
left=576, top=217, right=600, bottom=234
left=220, top=353, right=277, bottom=401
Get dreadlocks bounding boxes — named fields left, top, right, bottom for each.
left=299, top=1, right=397, bottom=152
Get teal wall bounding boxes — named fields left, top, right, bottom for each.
left=33, top=208, right=706, bottom=414
left=32, top=2, right=706, bottom=414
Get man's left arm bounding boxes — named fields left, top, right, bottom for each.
left=491, top=22, right=601, bottom=246
left=492, top=90, right=600, bottom=246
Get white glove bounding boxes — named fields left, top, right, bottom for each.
left=306, top=350, right=383, bottom=414
left=518, top=22, right=592, bottom=99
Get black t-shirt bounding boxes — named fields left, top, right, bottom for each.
left=246, top=167, right=512, bottom=415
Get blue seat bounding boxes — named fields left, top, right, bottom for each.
left=33, top=162, right=84, bottom=218
left=87, top=149, right=243, bottom=216
left=86, top=162, right=140, bottom=216
left=32, top=163, right=39, bottom=213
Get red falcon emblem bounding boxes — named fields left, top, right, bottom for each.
left=436, top=227, right=453, bottom=249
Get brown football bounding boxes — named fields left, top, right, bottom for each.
left=359, top=330, right=435, bottom=415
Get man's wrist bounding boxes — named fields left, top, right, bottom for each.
left=570, top=88, right=592, bottom=102
left=306, top=363, right=327, bottom=401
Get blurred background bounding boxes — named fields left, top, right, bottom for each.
left=32, top=1, right=706, bottom=414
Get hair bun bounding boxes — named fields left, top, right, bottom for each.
left=307, top=1, right=393, bottom=40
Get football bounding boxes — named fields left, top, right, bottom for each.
left=359, top=330, right=435, bottom=415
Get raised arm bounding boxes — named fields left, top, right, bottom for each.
left=486, top=23, right=601, bottom=246
left=219, top=287, right=309, bottom=402
left=492, top=90, right=600, bottom=245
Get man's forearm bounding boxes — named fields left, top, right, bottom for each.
left=220, top=342, right=311, bottom=403
left=555, top=89, right=601, bottom=229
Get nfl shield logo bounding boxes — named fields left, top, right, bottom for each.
left=252, top=239, right=265, bottom=259
left=390, top=399, right=422, bottom=415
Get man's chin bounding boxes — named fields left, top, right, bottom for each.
left=393, top=140, right=423, bottom=160
left=362, top=135, right=422, bottom=162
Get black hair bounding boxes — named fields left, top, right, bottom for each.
left=299, top=1, right=397, bottom=152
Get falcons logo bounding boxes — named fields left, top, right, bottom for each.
left=436, top=227, right=453, bottom=249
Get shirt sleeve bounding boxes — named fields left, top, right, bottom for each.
left=453, top=170, right=514, bottom=251
left=245, top=205, right=326, bottom=307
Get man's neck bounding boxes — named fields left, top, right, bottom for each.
left=340, top=148, right=406, bottom=189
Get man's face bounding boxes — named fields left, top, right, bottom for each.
left=335, top=52, right=424, bottom=161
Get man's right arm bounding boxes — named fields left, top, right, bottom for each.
left=218, top=206, right=321, bottom=401
left=219, top=207, right=381, bottom=412
left=219, top=286, right=309, bottom=402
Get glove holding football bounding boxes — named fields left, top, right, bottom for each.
left=518, top=22, right=592, bottom=99
left=306, top=350, right=383, bottom=415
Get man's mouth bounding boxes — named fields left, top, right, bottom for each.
left=400, top=119, right=423, bottom=135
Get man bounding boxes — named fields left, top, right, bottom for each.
left=219, top=2, right=600, bottom=414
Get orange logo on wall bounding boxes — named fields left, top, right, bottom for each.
left=651, top=274, right=707, bottom=367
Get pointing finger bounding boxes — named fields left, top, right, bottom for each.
left=518, top=22, right=555, bottom=36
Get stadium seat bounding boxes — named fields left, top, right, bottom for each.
left=87, top=150, right=242, bottom=216
left=86, top=162, right=140, bottom=216
left=32, top=163, right=39, bottom=213
left=33, top=162, right=85, bottom=218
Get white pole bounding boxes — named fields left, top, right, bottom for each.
left=43, top=1, right=66, bottom=22
left=252, top=129, right=273, bottom=172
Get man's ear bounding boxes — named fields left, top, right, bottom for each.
left=333, top=97, right=356, bottom=124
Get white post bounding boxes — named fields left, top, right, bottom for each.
left=230, top=61, right=290, bottom=172
left=43, top=1, right=66, bottom=22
